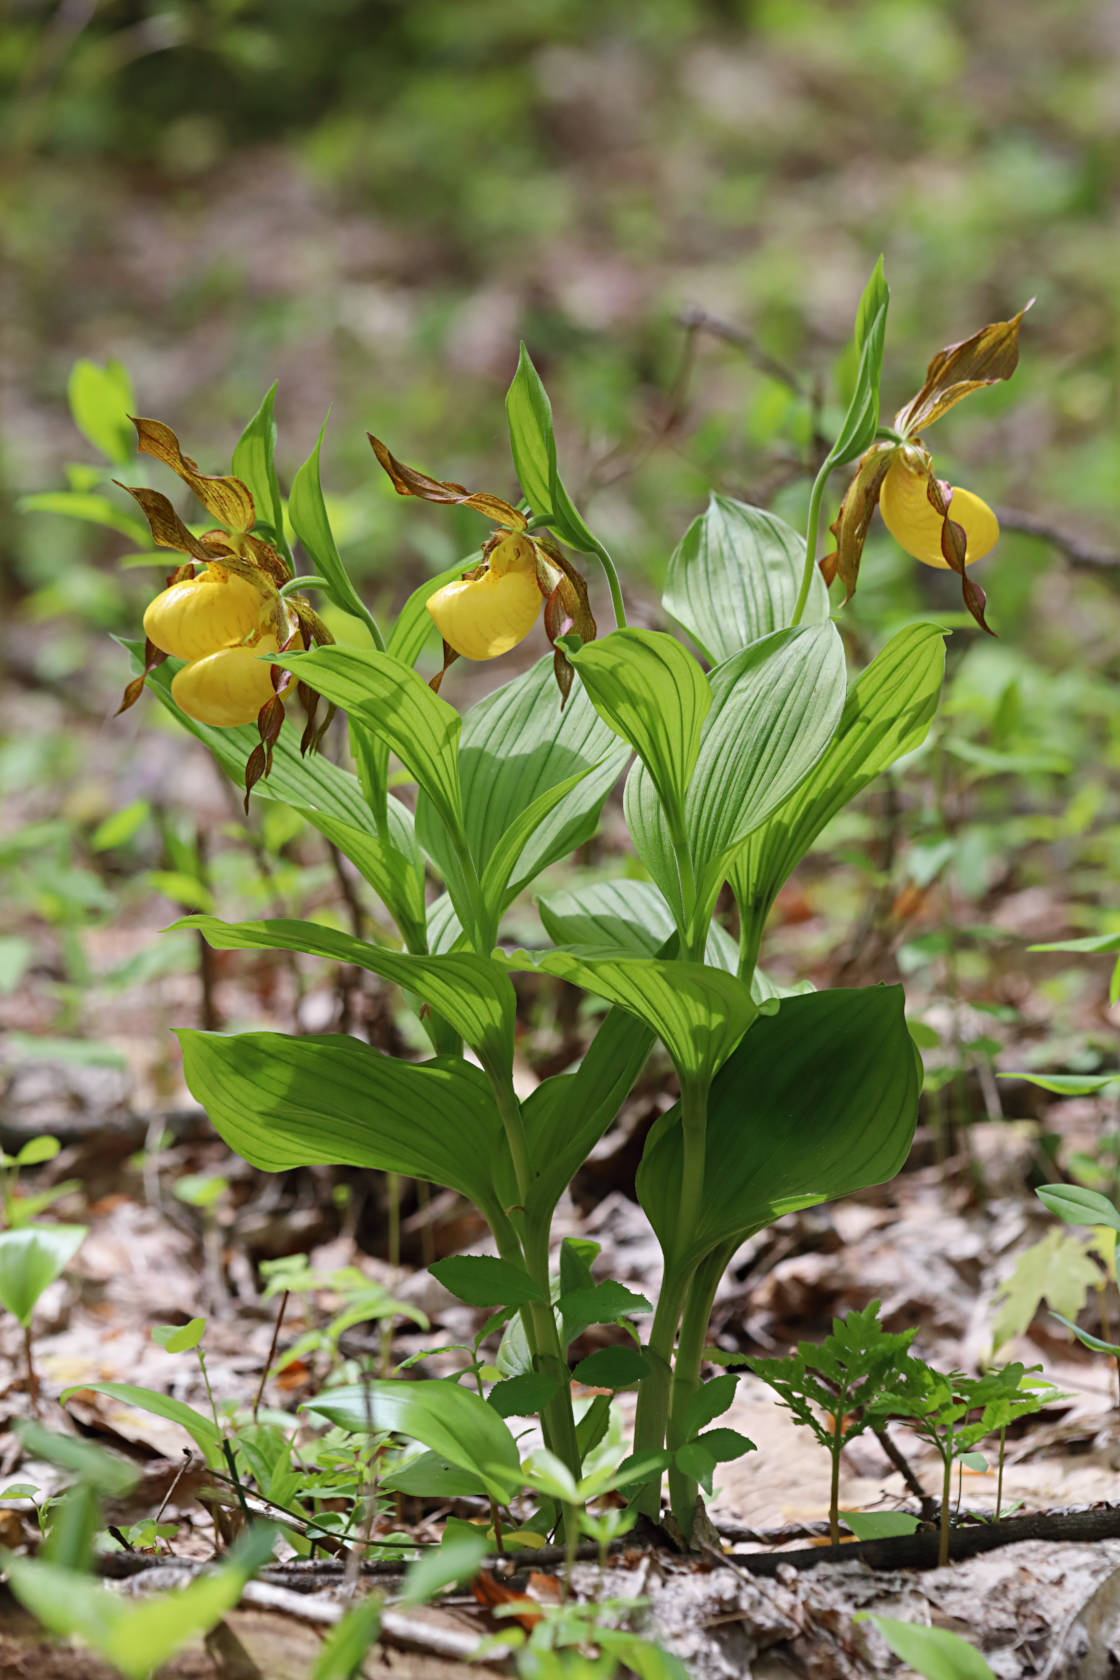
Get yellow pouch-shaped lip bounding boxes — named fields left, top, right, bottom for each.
left=879, top=455, right=999, bottom=570
left=427, top=565, right=541, bottom=661
left=171, top=636, right=297, bottom=726
left=143, top=568, right=266, bottom=660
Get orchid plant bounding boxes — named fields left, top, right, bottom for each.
left=79, top=263, right=1026, bottom=1542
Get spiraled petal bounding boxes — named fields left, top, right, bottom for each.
left=879, top=455, right=999, bottom=570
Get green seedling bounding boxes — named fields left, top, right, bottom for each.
left=0, top=1222, right=87, bottom=1412
left=747, top=1299, right=918, bottom=1545
left=869, top=1361, right=1057, bottom=1565
left=0, top=1135, right=79, bottom=1228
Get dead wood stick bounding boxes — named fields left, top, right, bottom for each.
left=237, top=1579, right=488, bottom=1661
left=727, top=1503, right=1120, bottom=1575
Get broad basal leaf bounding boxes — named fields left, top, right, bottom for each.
left=637, top=986, right=920, bottom=1269
left=664, top=496, right=826, bottom=665
left=181, top=916, right=516, bottom=1082
left=177, top=1029, right=512, bottom=1219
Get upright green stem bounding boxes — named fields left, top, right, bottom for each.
left=938, top=1447, right=953, bottom=1568
left=790, top=457, right=833, bottom=628
left=591, top=538, right=627, bottom=631
left=666, top=1245, right=729, bottom=1538
left=829, top=1413, right=843, bottom=1548
left=631, top=1267, right=692, bottom=1517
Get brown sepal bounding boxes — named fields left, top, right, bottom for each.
left=244, top=693, right=286, bottom=811
left=295, top=683, right=336, bottom=757
left=115, top=636, right=167, bottom=716
left=289, top=599, right=335, bottom=649
left=201, top=530, right=291, bottom=588
left=131, top=416, right=255, bottom=533
left=819, top=443, right=895, bottom=601
left=368, top=434, right=526, bottom=529
left=892, top=302, right=1033, bottom=437
left=926, top=477, right=997, bottom=637
left=114, top=483, right=217, bottom=562
left=429, top=640, right=461, bottom=695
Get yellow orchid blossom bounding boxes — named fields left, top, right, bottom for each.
left=426, top=533, right=544, bottom=661
left=117, top=414, right=334, bottom=805
left=369, top=434, right=596, bottom=697
left=878, top=444, right=1000, bottom=571
left=823, top=303, right=1030, bottom=633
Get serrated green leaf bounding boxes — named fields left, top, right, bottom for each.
left=556, top=1281, right=652, bottom=1346
left=487, top=1372, right=562, bottom=1418
left=990, top=1228, right=1102, bottom=1352
left=571, top=1346, right=650, bottom=1389
left=664, top=496, right=826, bottom=664
left=680, top=1375, right=739, bottom=1440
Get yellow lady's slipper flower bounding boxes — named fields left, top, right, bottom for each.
left=143, top=566, right=269, bottom=661
left=822, top=303, right=1030, bottom=634
left=170, top=632, right=301, bottom=727
left=426, top=533, right=543, bottom=660
left=878, top=446, right=1000, bottom=571
left=116, top=413, right=335, bottom=806
left=369, top=433, right=596, bottom=698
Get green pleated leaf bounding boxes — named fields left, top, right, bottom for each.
left=684, top=622, right=846, bottom=901
left=637, top=986, right=919, bottom=1269
left=303, top=1379, right=520, bottom=1503
left=664, top=496, right=826, bottom=664
left=731, top=623, right=946, bottom=952
left=296, top=803, right=427, bottom=952
left=622, top=759, right=686, bottom=924
left=416, top=658, right=628, bottom=907
left=522, top=1006, right=654, bottom=1219
left=290, top=421, right=378, bottom=633
left=498, top=948, right=754, bottom=1087
left=564, top=629, right=709, bottom=822
left=177, top=1029, right=511, bottom=1218
left=537, top=879, right=737, bottom=971
left=180, top=917, right=516, bottom=1082
left=284, top=645, right=463, bottom=837
left=232, top=383, right=288, bottom=562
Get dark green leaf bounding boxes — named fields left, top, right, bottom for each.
left=680, top=1374, right=739, bottom=1439
left=1036, top=1184, right=1120, bottom=1232
left=487, top=1373, right=562, bottom=1418
left=379, top=1451, right=487, bottom=1498
left=429, top=1255, right=545, bottom=1308
left=637, top=986, right=919, bottom=1269
left=556, top=1281, right=652, bottom=1346
left=570, top=1346, right=650, bottom=1389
